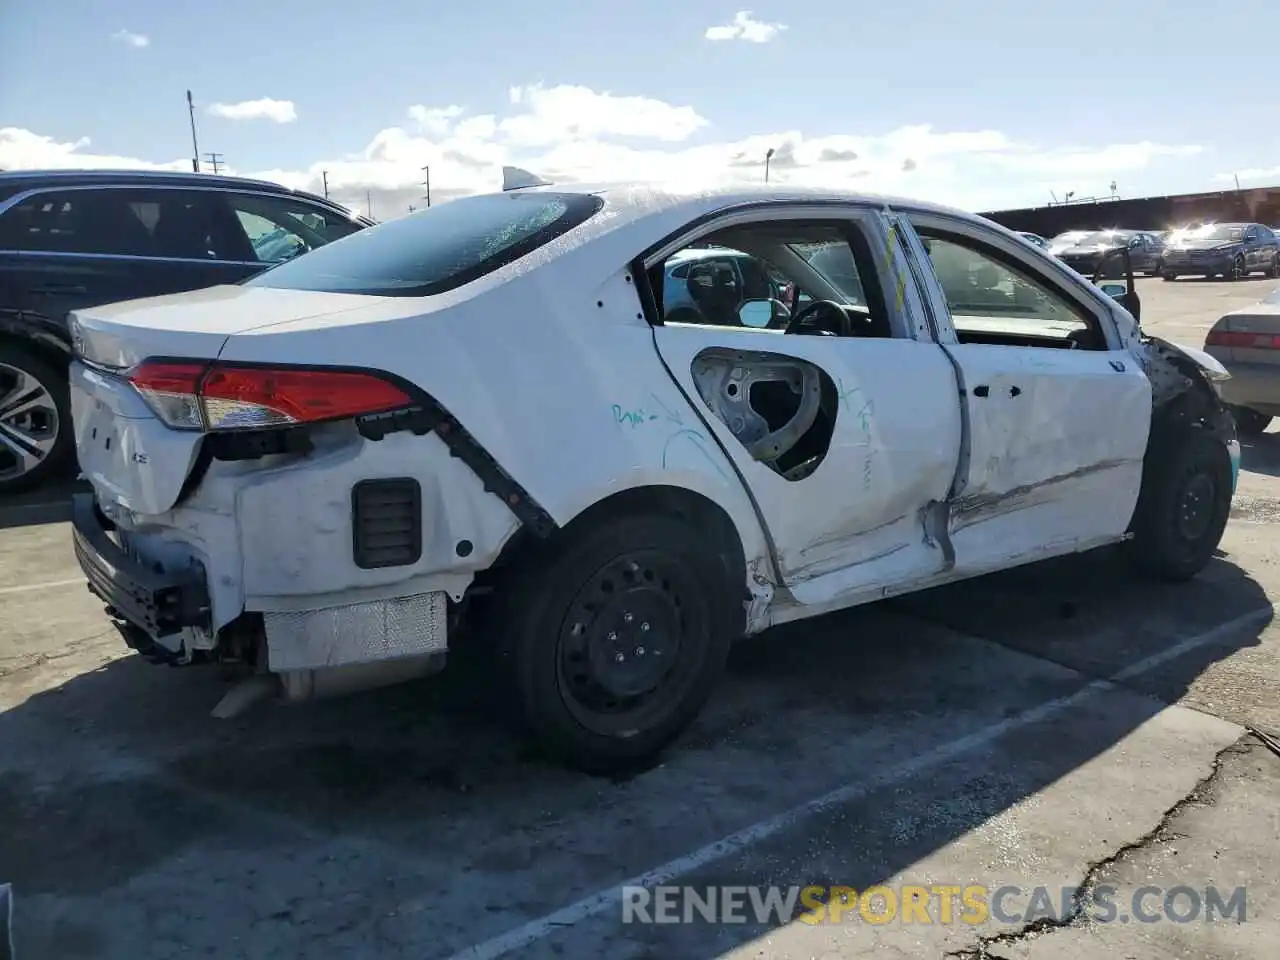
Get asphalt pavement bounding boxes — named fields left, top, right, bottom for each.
left=1, top=276, right=1278, bottom=959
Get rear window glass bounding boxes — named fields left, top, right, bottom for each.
left=245, top=191, right=603, bottom=296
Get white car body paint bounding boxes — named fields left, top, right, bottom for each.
left=65, top=181, right=1232, bottom=700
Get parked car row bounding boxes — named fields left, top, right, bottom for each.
left=1027, top=222, right=1280, bottom=283
left=0, top=169, right=374, bottom=495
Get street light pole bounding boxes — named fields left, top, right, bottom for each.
left=421, top=165, right=431, bottom=207
left=764, top=147, right=775, bottom=184
left=187, top=90, right=201, bottom=173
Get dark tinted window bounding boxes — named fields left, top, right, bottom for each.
left=246, top=191, right=603, bottom=296
left=0, top=187, right=240, bottom=259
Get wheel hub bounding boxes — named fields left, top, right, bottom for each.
left=0, top=362, right=59, bottom=482
left=557, top=554, right=687, bottom=717
left=1177, top=472, right=1216, bottom=542
left=586, top=592, right=679, bottom=699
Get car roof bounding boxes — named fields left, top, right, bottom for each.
left=0, top=168, right=350, bottom=215
left=503, top=179, right=979, bottom=232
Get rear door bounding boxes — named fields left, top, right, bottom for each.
left=894, top=210, right=1151, bottom=576
left=644, top=204, right=965, bottom=606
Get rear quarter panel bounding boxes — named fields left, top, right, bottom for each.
left=216, top=256, right=772, bottom=572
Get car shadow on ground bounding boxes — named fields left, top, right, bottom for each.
left=0, top=548, right=1270, bottom=958
left=0, top=476, right=86, bottom=531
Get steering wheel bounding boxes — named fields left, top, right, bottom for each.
left=784, top=299, right=847, bottom=337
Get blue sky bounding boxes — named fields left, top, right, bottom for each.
left=2, top=0, right=1277, bottom=218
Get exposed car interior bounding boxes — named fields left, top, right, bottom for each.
left=918, top=231, right=1107, bottom=351
left=650, top=220, right=894, bottom=483
left=652, top=221, right=894, bottom=340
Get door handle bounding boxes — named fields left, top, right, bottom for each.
left=973, top=385, right=990, bottom=398
left=31, top=283, right=87, bottom=294
left=1009, top=385, right=1022, bottom=398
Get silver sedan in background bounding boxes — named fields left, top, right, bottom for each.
left=1204, top=284, right=1280, bottom=435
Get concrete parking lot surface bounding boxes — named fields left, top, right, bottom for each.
left=2, top=278, right=1278, bottom=958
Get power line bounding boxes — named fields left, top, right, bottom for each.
left=203, top=152, right=225, bottom=175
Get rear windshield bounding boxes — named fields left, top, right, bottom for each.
left=245, top=191, right=603, bottom=296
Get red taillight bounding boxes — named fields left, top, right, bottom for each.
left=1205, top=330, right=1280, bottom=349
left=127, top=360, right=412, bottom=431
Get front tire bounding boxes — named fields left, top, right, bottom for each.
left=1228, top=255, right=1247, bottom=281
left=0, top=342, right=74, bottom=496
left=495, top=513, right=740, bottom=774
left=1127, top=427, right=1233, bottom=582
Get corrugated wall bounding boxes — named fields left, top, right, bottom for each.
left=981, top=186, right=1280, bottom=237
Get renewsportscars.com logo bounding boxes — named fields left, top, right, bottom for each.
left=621, top=883, right=1248, bottom=926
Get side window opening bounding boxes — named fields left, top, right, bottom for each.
left=916, top=229, right=1107, bottom=351
left=226, top=194, right=364, bottom=264
left=0, top=190, right=155, bottom=255
left=649, top=219, right=894, bottom=339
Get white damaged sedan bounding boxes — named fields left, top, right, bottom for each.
left=69, top=171, right=1241, bottom=773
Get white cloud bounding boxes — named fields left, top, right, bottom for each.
left=408, top=104, right=464, bottom=137
left=705, top=11, right=787, bottom=42
left=1213, top=166, right=1280, bottom=184
left=0, top=127, right=189, bottom=171
left=0, top=83, right=1206, bottom=219
left=499, top=84, right=707, bottom=145
left=208, top=98, right=298, bottom=123
left=111, top=29, right=150, bottom=48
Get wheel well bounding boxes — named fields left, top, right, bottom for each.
left=469, top=485, right=750, bottom=624
left=0, top=325, right=71, bottom=370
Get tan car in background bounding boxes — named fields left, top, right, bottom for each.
left=1204, top=285, right=1280, bottom=435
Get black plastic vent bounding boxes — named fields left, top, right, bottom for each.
left=352, top=478, right=423, bottom=569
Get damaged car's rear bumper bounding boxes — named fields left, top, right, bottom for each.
left=72, top=492, right=211, bottom=639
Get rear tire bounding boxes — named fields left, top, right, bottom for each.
left=0, top=342, right=74, bottom=496
left=1231, top=405, right=1272, bottom=438
left=493, top=512, right=740, bottom=774
left=1126, top=427, right=1233, bottom=582
left=1267, top=254, right=1279, bottom=279
left=1161, top=271, right=1177, bottom=281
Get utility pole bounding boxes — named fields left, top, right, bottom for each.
left=421, top=164, right=431, bottom=207
left=764, top=147, right=775, bottom=183
left=187, top=90, right=201, bottom=172
left=203, top=152, right=225, bottom=175
left=366, top=189, right=372, bottom=218
left=408, top=204, right=416, bottom=214
left=321, top=170, right=329, bottom=198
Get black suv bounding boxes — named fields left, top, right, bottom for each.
left=0, top=169, right=372, bottom=494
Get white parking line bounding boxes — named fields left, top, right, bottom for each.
left=443, top=604, right=1273, bottom=960
left=0, top=577, right=85, bottom=597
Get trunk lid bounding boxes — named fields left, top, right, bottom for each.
left=69, top=285, right=387, bottom=369
left=70, top=286, right=390, bottom=516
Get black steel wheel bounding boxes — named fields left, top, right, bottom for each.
left=1127, top=427, right=1233, bottom=582
left=1229, top=254, right=1247, bottom=281
left=495, top=512, right=740, bottom=774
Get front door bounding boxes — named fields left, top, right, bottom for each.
left=895, top=212, right=1151, bottom=576
left=645, top=208, right=965, bottom=606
